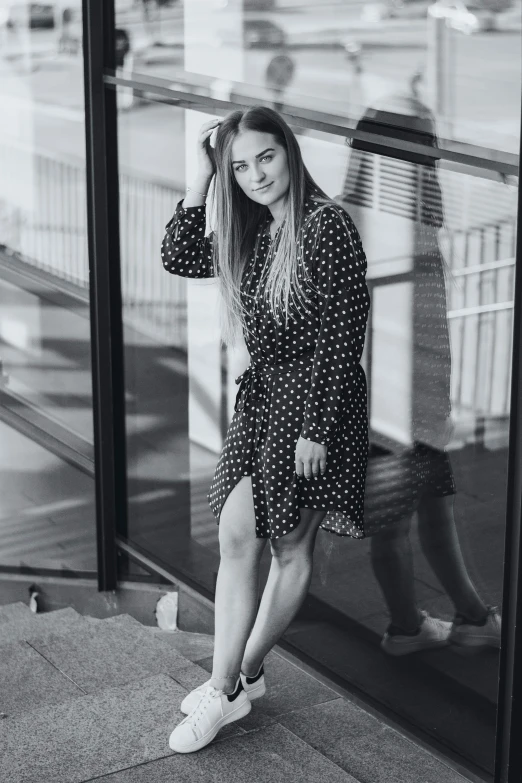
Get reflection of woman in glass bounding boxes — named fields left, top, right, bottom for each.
left=162, top=106, right=370, bottom=752
left=344, top=94, right=501, bottom=656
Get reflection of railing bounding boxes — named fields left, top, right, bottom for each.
left=447, top=219, right=517, bottom=443
left=119, top=173, right=187, bottom=345
left=0, top=148, right=187, bottom=346
left=365, top=216, right=516, bottom=448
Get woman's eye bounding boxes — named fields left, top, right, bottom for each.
left=261, top=155, right=273, bottom=162
left=235, top=164, right=246, bottom=172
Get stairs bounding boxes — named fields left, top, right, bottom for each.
left=0, top=602, right=471, bottom=783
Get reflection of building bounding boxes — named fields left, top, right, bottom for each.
left=0, top=2, right=521, bottom=782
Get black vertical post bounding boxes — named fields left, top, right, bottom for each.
left=494, top=131, right=522, bottom=782
left=82, top=0, right=128, bottom=591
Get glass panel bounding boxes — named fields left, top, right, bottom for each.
left=116, top=88, right=517, bottom=776
left=117, top=0, right=520, bottom=153
left=0, top=6, right=96, bottom=571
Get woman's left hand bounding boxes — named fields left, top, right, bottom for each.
left=295, top=436, right=327, bottom=479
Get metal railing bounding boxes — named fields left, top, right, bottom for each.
left=0, top=148, right=187, bottom=346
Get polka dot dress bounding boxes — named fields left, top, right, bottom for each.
left=161, top=193, right=371, bottom=539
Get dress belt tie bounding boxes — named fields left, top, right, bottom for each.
left=234, top=350, right=316, bottom=414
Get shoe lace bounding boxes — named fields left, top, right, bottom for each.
left=421, top=613, right=450, bottom=634
left=181, top=685, right=219, bottom=737
left=430, top=616, right=450, bottom=633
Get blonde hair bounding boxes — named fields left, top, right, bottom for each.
left=208, top=106, right=337, bottom=346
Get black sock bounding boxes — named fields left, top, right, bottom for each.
left=388, top=622, right=421, bottom=637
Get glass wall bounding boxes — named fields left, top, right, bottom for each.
left=113, top=0, right=520, bottom=777
left=114, top=0, right=520, bottom=153
left=0, top=2, right=96, bottom=571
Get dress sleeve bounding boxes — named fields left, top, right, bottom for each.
left=161, top=198, right=215, bottom=278
left=300, top=206, right=370, bottom=446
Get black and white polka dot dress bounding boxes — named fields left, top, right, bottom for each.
left=162, top=193, right=371, bottom=539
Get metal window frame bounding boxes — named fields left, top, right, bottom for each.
left=80, top=6, right=522, bottom=776
left=82, top=0, right=128, bottom=592
left=494, top=123, right=522, bottom=783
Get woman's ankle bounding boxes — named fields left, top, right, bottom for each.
left=240, top=659, right=264, bottom=678
left=209, top=674, right=238, bottom=694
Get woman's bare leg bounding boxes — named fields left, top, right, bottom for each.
left=417, top=494, right=488, bottom=621
left=370, top=516, right=423, bottom=632
left=210, top=475, right=267, bottom=693
left=240, top=508, right=325, bottom=677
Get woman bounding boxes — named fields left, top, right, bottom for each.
left=161, top=106, right=370, bottom=753
left=344, top=94, right=500, bottom=656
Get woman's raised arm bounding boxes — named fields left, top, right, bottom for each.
left=161, top=199, right=215, bottom=278
left=161, top=118, right=221, bottom=279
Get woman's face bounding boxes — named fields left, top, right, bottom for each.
left=230, top=130, right=290, bottom=210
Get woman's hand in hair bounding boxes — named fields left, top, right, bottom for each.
left=197, top=118, right=221, bottom=180
left=295, top=437, right=327, bottom=480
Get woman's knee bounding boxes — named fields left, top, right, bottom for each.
left=218, top=476, right=265, bottom=560
left=219, top=521, right=260, bottom=560
left=270, top=509, right=324, bottom=566
left=370, top=516, right=412, bottom=556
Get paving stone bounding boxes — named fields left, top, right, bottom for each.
left=278, top=699, right=468, bottom=783
left=0, top=640, right=84, bottom=717
left=197, top=650, right=339, bottom=718
left=0, top=607, right=85, bottom=645
left=91, top=722, right=358, bottom=783
left=84, top=614, right=143, bottom=627
left=83, top=673, right=246, bottom=761
left=148, top=629, right=215, bottom=662
left=0, top=603, right=31, bottom=625
left=0, top=696, right=140, bottom=783
left=27, top=616, right=208, bottom=693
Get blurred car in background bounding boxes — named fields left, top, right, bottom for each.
left=218, top=18, right=286, bottom=49
left=216, top=0, right=276, bottom=9
left=6, top=1, right=55, bottom=28
left=363, top=0, right=512, bottom=21
left=244, top=19, right=286, bottom=47
left=430, top=0, right=501, bottom=32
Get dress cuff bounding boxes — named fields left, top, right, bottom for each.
left=164, top=198, right=206, bottom=230
left=300, top=425, right=330, bottom=447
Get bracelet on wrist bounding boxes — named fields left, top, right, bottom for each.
left=186, top=186, right=208, bottom=198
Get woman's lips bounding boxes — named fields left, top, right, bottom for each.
left=255, top=182, right=273, bottom=192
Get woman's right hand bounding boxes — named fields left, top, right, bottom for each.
left=197, top=118, right=221, bottom=180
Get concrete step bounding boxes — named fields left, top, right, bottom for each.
left=0, top=638, right=85, bottom=719
left=0, top=601, right=32, bottom=624
left=12, top=612, right=210, bottom=696
left=0, top=670, right=356, bottom=783
left=0, top=610, right=471, bottom=783
left=0, top=606, right=85, bottom=645
left=147, top=627, right=215, bottom=663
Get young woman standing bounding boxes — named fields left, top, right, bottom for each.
left=161, top=106, right=370, bottom=753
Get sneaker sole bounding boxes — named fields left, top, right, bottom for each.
left=450, top=636, right=501, bottom=650
left=180, top=678, right=266, bottom=715
left=381, top=638, right=450, bottom=656
left=169, top=697, right=252, bottom=753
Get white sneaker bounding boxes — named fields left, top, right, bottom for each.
left=180, top=664, right=266, bottom=715
left=169, top=676, right=251, bottom=754
left=449, top=606, right=501, bottom=649
left=381, top=610, right=452, bottom=656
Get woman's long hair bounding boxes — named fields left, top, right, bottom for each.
left=209, top=106, right=336, bottom=346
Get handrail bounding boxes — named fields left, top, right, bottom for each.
left=103, top=69, right=519, bottom=179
